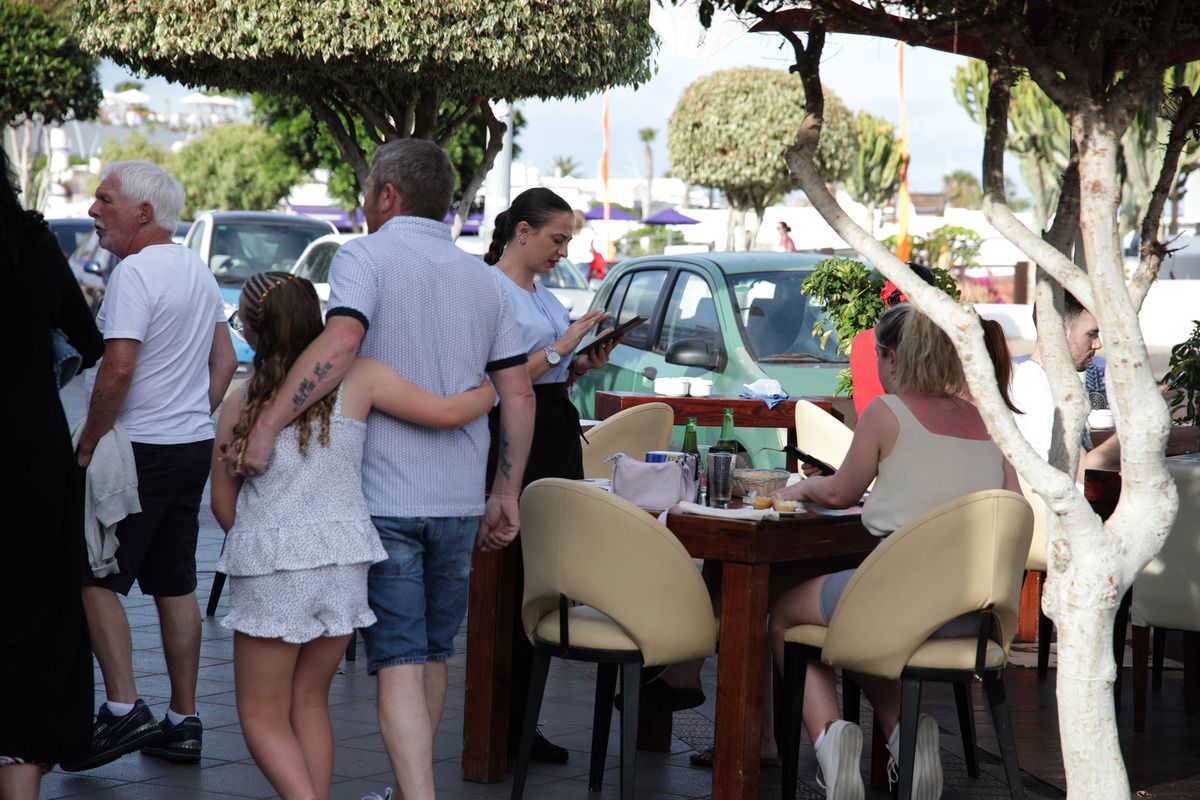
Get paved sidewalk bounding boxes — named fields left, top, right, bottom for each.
left=48, top=383, right=1198, bottom=799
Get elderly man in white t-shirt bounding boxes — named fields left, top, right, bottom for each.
left=66, top=162, right=236, bottom=772
left=1011, top=291, right=1120, bottom=478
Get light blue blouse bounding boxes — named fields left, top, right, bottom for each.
left=497, top=272, right=572, bottom=384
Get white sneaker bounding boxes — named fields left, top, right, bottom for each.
left=886, top=714, right=943, bottom=800
left=360, top=788, right=392, bottom=800
left=815, top=719, right=864, bottom=800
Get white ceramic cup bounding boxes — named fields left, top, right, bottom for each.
left=689, top=378, right=713, bottom=397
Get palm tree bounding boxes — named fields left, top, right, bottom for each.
left=638, top=127, right=657, bottom=216
left=552, top=155, right=579, bottom=178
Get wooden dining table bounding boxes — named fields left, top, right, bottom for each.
left=461, top=497, right=878, bottom=800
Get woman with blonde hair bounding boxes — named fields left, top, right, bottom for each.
left=768, top=304, right=1020, bottom=800
left=210, top=272, right=495, bottom=800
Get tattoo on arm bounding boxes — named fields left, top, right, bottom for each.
left=291, top=361, right=335, bottom=412
left=497, top=426, right=513, bottom=479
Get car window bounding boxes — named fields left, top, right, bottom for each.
left=657, top=272, right=721, bottom=353
left=611, top=269, right=666, bottom=350
left=726, top=270, right=845, bottom=362
left=208, top=222, right=330, bottom=286
left=536, top=258, right=587, bottom=290
left=189, top=220, right=206, bottom=257
left=300, top=243, right=339, bottom=284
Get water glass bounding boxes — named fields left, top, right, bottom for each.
left=707, top=451, right=735, bottom=508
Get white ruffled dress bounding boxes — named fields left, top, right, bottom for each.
left=218, top=386, right=386, bottom=643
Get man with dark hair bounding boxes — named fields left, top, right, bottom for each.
left=1011, top=291, right=1119, bottom=475
left=236, top=139, right=535, bottom=800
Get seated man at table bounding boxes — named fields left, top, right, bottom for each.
left=1011, top=291, right=1120, bottom=478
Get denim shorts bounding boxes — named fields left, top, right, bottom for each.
left=361, top=515, right=480, bottom=673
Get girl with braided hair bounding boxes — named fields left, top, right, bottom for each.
left=209, top=271, right=494, bottom=800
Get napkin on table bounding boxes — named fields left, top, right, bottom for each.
left=657, top=501, right=780, bottom=525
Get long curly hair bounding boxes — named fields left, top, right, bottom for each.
left=228, top=272, right=335, bottom=468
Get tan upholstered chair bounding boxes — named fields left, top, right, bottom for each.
left=580, top=402, right=673, bottom=479
left=778, top=490, right=1033, bottom=800
left=511, top=479, right=718, bottom=800
left=1130, top=458, right=1200, bottom=731
left=793, top=398, right=854, bottom=471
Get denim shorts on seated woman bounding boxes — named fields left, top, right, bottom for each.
left=819, top=568, right=982, bottom=638
left=361, top=515, right=480, bottom=673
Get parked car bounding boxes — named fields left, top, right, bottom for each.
left=184, top=211, right=337, bottom=363
left=67, top=222, right=192, bottom=313
left=48, top=219, right=96, bottom=259
left=535, top=257, right=595, bottom=320
left=569, top=252, right=847, bottom=468
left=288, top=232, right=363, bottom=314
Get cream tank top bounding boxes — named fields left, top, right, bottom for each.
left=861, top=394, right=1005, bottom=538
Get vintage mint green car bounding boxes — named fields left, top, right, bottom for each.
left=569, top=252, right=847, bottom=468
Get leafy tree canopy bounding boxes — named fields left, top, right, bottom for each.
left=667, top=66, right=853, bottom=217
left=172, top=124, right=302, bottom=218
left=844, top=110, right=902, bottom=213
left=75, top=0, right=656, bottom=200
left=251, top=93, right=525, bottom=213
left=0, top=0, right=101, bottom=127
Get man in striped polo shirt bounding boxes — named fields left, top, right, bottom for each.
left=238, top=140, right=535, bottom=800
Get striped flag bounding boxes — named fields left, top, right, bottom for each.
left=895, top=43, right=912, bottom=263
left=600, top=87, right=614, bottom=260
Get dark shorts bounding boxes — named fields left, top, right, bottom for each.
left=81, top=439, right=212, bottom=597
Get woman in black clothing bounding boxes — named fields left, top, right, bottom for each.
left=0, top=150, right=103, bottom=798
left=484, top=188, right=619, bottom=763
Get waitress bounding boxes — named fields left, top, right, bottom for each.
left=484, top=187, right=617, bottom=763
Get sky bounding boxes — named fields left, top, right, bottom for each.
left=98, top=25, right=997, bottom=196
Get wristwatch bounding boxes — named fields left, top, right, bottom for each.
left=543, top=345, right=562, bottom=366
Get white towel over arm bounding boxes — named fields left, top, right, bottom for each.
left=71, top=421, right=140, bottom=578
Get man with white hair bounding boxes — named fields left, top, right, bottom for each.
left=65, top=161, right=237, bottom=770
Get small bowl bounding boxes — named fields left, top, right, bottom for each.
left=732, top=468, right=790, bottom=498
left=654, top=377, right=690, bottom=397
left=688, top=378, right=713, bottom=397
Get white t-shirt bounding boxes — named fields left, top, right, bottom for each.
left=87, top=243, right=225, bottom=444
left=1010, top=358, right=1092, bottom=461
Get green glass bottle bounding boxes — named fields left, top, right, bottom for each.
left=712, top=408, right=737, bottom=454
left=682, top=417, right=701, bottom=501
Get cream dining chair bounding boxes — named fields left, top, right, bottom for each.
left=580, top=402, right=673, bottom=478
left=511, top=478, right=718, bottom=800
left=793, top=398, right=855, bottom=472
left=778, top=490, right=1033, bottom=800
left=1129, top=458, right=1200, bottom=732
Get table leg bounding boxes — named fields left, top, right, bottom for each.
left=462, top=545, right=516, bottom=782
left=712, top=562, right=770, bottom=800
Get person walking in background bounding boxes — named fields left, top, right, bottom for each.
left=777, top=221, right=797, bottom=252
left=483, top=187, right=619, bottom=763
left=210, top=273, right=496, bottom=800
left=234, top=139, right=535, bottom=800
left=65, top=161, right=238, bottom=771
left=0, top=148, right=102, bottom=799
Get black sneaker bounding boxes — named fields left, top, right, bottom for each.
left=141, top=715, right=203, bottom=764
left=61, top=699, right=163, bottom=772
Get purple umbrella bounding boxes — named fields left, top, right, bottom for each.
left=643, top=207, right=700, bottom=225
left=444, top=211, right=484, bottom=235
left=583, top=205, right=638, bottom=221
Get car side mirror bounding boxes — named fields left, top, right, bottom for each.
left=83, top=259, right=104, bottom=276
left=665, top=338, right=724, bottom=372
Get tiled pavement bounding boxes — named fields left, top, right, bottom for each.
left=47, top=384, right=1199, bottom=799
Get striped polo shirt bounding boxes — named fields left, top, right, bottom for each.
left=327, top=215, right=526, bottom=518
